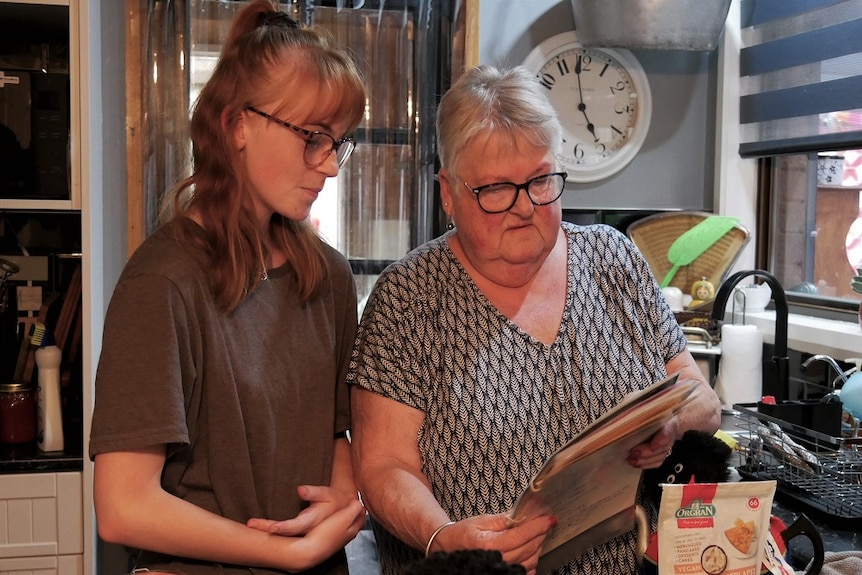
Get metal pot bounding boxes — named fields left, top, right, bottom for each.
left=571, top=0, right=732, bottom=51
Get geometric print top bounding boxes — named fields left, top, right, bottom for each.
left=348, top=222, right=688, bottom=575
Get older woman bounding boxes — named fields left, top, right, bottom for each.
left=348, top=65, right=721, bottom=575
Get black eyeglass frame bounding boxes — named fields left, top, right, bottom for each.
left=245, top=106, right=356, bottom=168
left=463, top=172, right=568, bottom=214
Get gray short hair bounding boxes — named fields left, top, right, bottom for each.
left=436, top=65, right=562, bottom=172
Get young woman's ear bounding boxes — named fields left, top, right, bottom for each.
left=227, top=109, right=246, bottom=151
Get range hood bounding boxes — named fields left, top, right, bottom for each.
left=570, top=0, right=732, bottom=51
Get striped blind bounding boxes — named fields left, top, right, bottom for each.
left=739, top=0, right=862, bottom=157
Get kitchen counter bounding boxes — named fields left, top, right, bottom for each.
left=729, top=309, right=861, bottom=364
left=724, top=462, right=860, bottom=561
left=721, top=410, right=860, bottom=564
left=769, top=495, right=860, bottom=561
left=0, top=440, right=82, bottom=473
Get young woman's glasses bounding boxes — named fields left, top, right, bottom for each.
left=463, top=172, right=568, bottom=214
left=245, top=106, right=356, bottom=168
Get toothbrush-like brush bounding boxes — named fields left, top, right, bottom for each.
left=21, top=322, right=46, bottom=383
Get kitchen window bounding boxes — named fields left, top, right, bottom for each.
left=739, top=0, right=862, bottom=319
left=767, top=149, right=862, bottom=315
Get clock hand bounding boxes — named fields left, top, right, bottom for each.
left=574, top=55, right=600, bottom=143
left=585, top=121, right=599, bottom=143
left=574, top=55, right=583, bottom=96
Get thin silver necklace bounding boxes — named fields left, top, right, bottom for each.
left=259, top=251, right=269, bottom=281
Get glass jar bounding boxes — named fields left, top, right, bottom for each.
left=0, top=382, right=36, bottom=444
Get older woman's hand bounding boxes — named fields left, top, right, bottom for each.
left=627, top=415, right=681, bottom=470
left=628, top=356, right=721, bottom=470
left=429, top=513, right=556, bottom=575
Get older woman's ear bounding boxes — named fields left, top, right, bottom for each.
left=438, top=168, right=455, bottom=216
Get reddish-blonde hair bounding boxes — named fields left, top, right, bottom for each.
left=164, top=0, right=365, bottom=311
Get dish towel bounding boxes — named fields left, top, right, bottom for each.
left=818, top=551, right=862, bottom=575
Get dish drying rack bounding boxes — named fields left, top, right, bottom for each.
left=730, top=403, right=862, bottom=526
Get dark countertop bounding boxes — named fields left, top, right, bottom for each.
left=772, top=492, right=862, bottom=569
left=722, top=460, right=859, bottom=571
left=0, top=440, right=83, bottom=473
left=768, top=488, right=860, bottom=554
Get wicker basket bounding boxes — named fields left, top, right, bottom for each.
left=627, top=211, right=750, bottom=297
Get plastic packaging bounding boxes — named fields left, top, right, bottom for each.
left=841, top=358, right=862, bottom=421
left=35, top=343, right=64, bottom=452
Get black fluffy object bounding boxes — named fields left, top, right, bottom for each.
left=404, top=549, right=527, bottom=575
left=642, top=430, right=733, bottom=507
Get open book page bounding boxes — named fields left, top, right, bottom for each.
left=564, top=372, right=680, bottom=444
left=506, top=374, right=700, bottom=569
left=534, top=376, right=697, bottom=482
left=511, top=421, right=661, bottom=559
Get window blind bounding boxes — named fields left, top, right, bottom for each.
left=739, top=0, right=862, bottom=157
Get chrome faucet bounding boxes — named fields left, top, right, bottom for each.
left=801, top=354, right=852, bottom=388
left=710, top=269, right=789, bottom=401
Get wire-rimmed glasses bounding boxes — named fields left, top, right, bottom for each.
left=463, top=172, right=567, bottom=214
left=245, top=106, right=356, bottom=168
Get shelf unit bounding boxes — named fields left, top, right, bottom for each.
left=0, top=199, right=75, bottom=211
left=0, top=1, right=127, bottom=574
left=0, top=0, right=81, bottom=212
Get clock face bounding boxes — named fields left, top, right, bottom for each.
left=523, top=31, right=652, bottom=183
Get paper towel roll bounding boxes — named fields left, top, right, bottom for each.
left=714, top=324, right=763, bottom=409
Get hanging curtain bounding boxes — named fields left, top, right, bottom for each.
left=127, top=0, right=467, bottom=261
left=738, top=0, right=862, bottom=157
left=142, top=0, right=191, bottom=232
left=127, top=0, right=296, bottom=252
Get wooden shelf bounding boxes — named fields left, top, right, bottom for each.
left=0, top=199, right=75, bottom=211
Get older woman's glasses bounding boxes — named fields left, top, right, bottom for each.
left=464, top=172, right=567, bottom=214
left=245, top=106, right=356, bottom=168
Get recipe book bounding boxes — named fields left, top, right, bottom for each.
left=507, top=372, right=700, bottom=574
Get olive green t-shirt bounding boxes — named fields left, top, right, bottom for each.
left=90, top=221, right=356, bottom=575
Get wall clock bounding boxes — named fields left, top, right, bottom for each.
left=523, top=31, right=652, bottom=183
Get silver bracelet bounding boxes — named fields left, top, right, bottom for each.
left=424, top=520, right=456, bottom=557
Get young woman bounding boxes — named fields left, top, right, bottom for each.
left=89, top=2, right=367, bottom=573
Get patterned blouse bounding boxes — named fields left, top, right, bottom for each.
left=348, top=222, right=687, bottom=574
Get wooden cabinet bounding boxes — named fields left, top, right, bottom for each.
left=0, top=0, right=79, bottom=211
left=0, top=1, right=127, bottom=574
left=0, top=472, right=83, bottom=575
